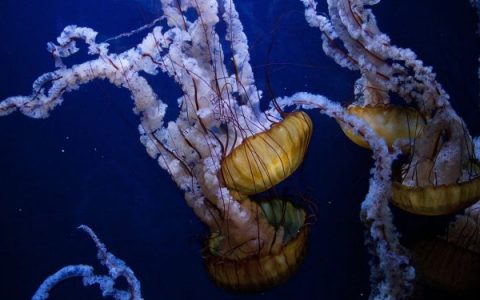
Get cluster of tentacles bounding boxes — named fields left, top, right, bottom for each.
left=302, top=0, right=480, bottom=298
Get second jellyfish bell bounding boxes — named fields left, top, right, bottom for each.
left=391, top=110, right=480, bottom=216
left=339, top=101, right=480, bottom=216
left=338, top=103, right=426, bottom=154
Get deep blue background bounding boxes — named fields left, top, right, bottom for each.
left=0, top=0, right=478, bottom=299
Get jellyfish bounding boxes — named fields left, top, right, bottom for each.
left=298, top=0, right=480, bottom=298
left=0, top=0, right=317, bottom=293
left=300, top=0, right=480, bottom=217
left=300, top=0, right=480, bottom=297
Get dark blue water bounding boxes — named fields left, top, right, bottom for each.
left=0, top=0, right=478, bottom=299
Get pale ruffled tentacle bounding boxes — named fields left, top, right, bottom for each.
left=32, top=225, right=143, bottom=300
left=274, top=92, right=414, bottom=299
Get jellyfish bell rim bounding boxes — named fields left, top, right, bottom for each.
left=391, top=162, right=480, bottom=216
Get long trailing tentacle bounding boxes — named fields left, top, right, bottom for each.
left=32, top=225, right=143, bottom=300
left=273, top=92, right=414, bottom=299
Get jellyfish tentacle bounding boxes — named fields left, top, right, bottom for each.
left=32, top=225, right=143, bottom=300
left=274, top=91, right=415, bottom=299
left=299, top=0, right=480, bottom=297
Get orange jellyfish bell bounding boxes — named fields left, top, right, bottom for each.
left=391, top=167, right=480, bottom=216
left=204, top=199, right=309, bottom=292
left=220, top=111, right=312, bottom=195
left=338, top=104, right=425, bottom=153
left=390, top=110, right=480, bottom=216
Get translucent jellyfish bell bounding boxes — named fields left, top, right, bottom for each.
left=338, top=104, right=425, bottom=153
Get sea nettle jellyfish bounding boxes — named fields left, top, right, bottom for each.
left=300, top=0, right=479, bottom=297
left=300, top=0, right=480, bottom=217
left=0, top=0, right=315, bottom=292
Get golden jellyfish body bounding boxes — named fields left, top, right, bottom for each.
left=203, top=111, right=313, bottom=291
left=339, top=103, right=480, bottom=216
left=221, top=111, right=313, bottom=195
left=390, top=110, right=480, bottom=216
left=391, top=171, right=480, bottom=216
left=338, top=104, right=425, bottom=153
